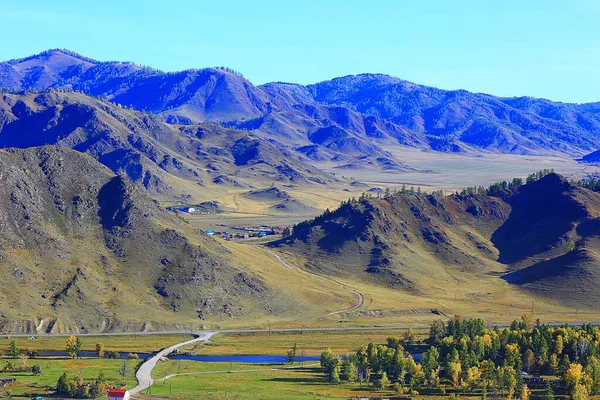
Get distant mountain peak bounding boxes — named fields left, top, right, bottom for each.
left=5, top=48, right=99, bottom=65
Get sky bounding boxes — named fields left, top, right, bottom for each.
left=1, top=0, right=599, bottom=103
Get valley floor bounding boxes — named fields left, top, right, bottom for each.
left=226, top=244, right=600, bottom=331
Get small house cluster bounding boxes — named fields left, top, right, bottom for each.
left=204, top=225, right=288, bottom=240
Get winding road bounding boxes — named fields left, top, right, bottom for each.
left=258, top=247, right=365, bottom=316
left=129, top=331, right=217, bottom=395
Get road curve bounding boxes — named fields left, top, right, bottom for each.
left=258, top=247, right=364, bottom=316
left=130, top=331, right=217, bottom=395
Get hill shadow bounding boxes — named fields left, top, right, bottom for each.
left=491, top=174, right=587, bottom=264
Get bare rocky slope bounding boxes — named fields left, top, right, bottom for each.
left=0, top=146, right=289, bottom=333
left=272, top=174, right=600, bottom=308
left=0, top=90, right=333, bottom=197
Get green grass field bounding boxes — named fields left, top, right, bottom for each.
left=0, top=334, right=194, bottom=354
left=150, top=361, right=374, bottom=399
left=0, top=358, right=142, bottom=399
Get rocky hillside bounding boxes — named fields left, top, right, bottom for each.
left=4, top=49, right=600, bottom=161
left=273, top=174, right=600, bottom=308
left=0, top=90, right=332, bottom=197
left=0, top=146, right=291, bottom=333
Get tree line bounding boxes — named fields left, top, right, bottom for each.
left=290, top=169, right=556, bottom=237
left=454, top=169, right=555, bottom=198
left=319, top=316, right=600, bottom=400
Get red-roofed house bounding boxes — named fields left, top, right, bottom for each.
left=108, top=389, right=130, bottom=400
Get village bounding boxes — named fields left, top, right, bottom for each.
left=204, top=224, right=288, bottom=240
left=167, top=206, right=290, bottom=240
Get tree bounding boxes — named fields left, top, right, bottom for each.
left=584, top=356, right=600, bottom=395
left=65, top=336, right=81, bottom=358
left=429, top=320, right=446, bottom=344
left=90, top=379, right=107, bottom=399
left=480, top=360, right=496, bottom=393
left=421, top=347, right=440, bottom=386
left=543, top=382, right=555, bottom=400
left=521, top=385, right=531, bottom=400
left=521, top=314, right=533, bottom=330
left=402, top=328, right=415, bottom=346
left=502, top=366, right=518, bottom=400
left=559, top=354, right=572, bottom=376
left=8, top=340, right=19, bottom=357
left=548, top=354, right=559, bottom=374
left=286, top=343, right=297, bottom=364
left=96, top=343, right=105, bottom=358
left=554, top=335, right=564, bottom=355
left=106, top=350, right=120, bottom=359
left=3, top=361, right=15, bottom=372
left=119, top=359, right=129, bottom=380
left=572, top=383, right=589, bottom=400
left=447, top=361, right=462, bottom=389
left=565, top=363, right=584, bottom=396
left=331, top=360, right=341, bottom=384
left=320, top=348, right=335, bottom=369
left=523, top=349, right=536, bottom=372
left=386, top=336, right=402, bottom=350
left=504, top=343, right=522, bottom=370
left=466, top=366, right=481, bottom=393
left=320, top=348, right=340, bottom=382
left=341, top=359, right=356, bottom=383
left=18, top=354, right=29, bottom=370
left=379, top=371, right=391, bottom=390
left=56, top=372, right=70, bottom=396
left=31, top=364, right=43, bottom=376
left=389, top=348, right=406, bottom=382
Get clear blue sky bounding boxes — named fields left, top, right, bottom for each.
left=1, top=0, right=599, bottom=103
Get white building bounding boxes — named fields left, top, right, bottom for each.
left=108, top=389, right=130, bottom=400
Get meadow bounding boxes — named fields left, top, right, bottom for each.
left=0, top=358, right=142, bottom=398
left=0, top=334, right=193, bottom=354
left=150, top=361, right=378, bottom=400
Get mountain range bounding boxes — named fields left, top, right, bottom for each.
left=1, top=49, right=600, bottom=331
left=2, top=48, right=600, bottom=165
left=0, top=90, right=333, bottom=197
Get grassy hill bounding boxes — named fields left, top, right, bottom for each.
left=0, top=146, right=354, bottom=333
left=272, top=173, right=600, bottom=311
